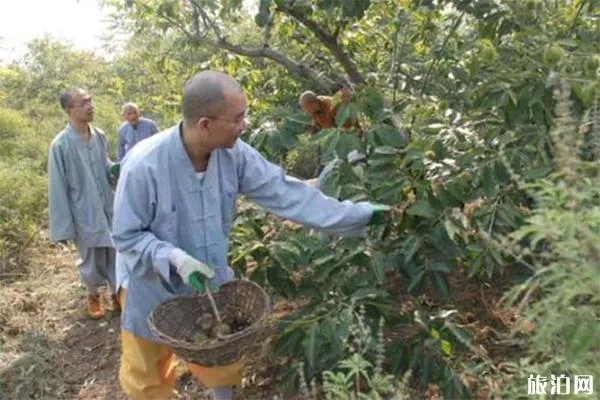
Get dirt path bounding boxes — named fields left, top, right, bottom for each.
left=0, top=233, right=126, bottom=399
left=0, top=232, right=295, bottom=400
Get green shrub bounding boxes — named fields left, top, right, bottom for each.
left=296, top=307, right=414, bottom=400
left=0, top=108, right=46, bottom=171
left=0, top=161, right=47, bottom=280
left=498, top=86, right=600, bottom=397
left=283, top=133, right=321, bottom=179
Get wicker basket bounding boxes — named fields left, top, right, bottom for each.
left=148, top=279, right=272, bottom=367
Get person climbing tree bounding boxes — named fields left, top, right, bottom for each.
left=299, top=87, right=364, bottom=185
left=298, top=87, right=360, bottom=134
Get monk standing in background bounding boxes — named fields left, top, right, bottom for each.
left=116, top=102, right=159, bottom=161
left=48, top=88, right=120, bottom=319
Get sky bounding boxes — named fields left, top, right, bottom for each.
left=0, top=0, right=112, bottom=64
left=0, top=0, right=259, bottom=65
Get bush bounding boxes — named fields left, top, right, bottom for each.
left=0, top=161, right=47, bottom=280
left=296, top=307, right=415, bottom=400
left=498, top=86, right=600, bottom=397
left=0, top=108, right=46, bottom=171
left=283, top=133, right=321, bottom=179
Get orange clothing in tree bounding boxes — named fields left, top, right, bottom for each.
left=301, top=89, right=361, bottom=135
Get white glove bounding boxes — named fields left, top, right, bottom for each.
left=169, top=248, right=215, bottom=284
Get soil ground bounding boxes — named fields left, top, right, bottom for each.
left=0, top=230, right=520, bottom=399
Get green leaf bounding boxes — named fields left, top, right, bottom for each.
left=430, top=271, right=450, bottom=297
left=268, top=241, right=301, bottom=271
left=482, top=164, right=496, bottom=198
left=274, top=328, right=304, bottom=356
left=297, top=281, right=324, bottom=300
left=372, top=146, right=398, bottom=156
left=404, top=236, right=421, bottom=263
left=370, top=253, right=386, bottom=284
left=254, top=11, right=270, bottom=27
left=335, top=132, right=361, bottom=159
left=445, top=180, right=469, bottom=204
left=494, top=160, right=510, bottom=184
left=407, top=199, right=436, bottom=218
left=372, top=124, right=407, bottom=148
left=266, top=265, right=296, bottom=297
left=435, top=186, right=463, bottom=208
left=303, top=322, right=319, bottom=370
left=258, top=0, right=270, bottom=13
left=317, top=0, right=337, bottom=10
left=341, top=0, right=371, bottom=18
left=444, top=219, right=460, bottom=243
left=420, top=355, right=431, bottom=388
left=335, top=102, right=357, bottom=127
left=357, top=88, right=384, bottom=121
left=350, top=287, right=389, bottom=302
left=429, top=262, right=452, bottom=273
left=407, top=270, right=425, bottom=293
left=440, top=339, right=453, bottom=357
left=313, top=253, right=336, bottom=267
left=321, top=130, right=341, bottom=162
left=433, top=139, right=446, bottom=159
left=523, top=165, right=552, bottom=180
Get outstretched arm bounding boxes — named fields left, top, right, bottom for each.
left=237, top=141, right=372, bottom=236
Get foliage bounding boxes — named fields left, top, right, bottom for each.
left=496, top=86, right=600, bottom=397
left=212, top=0, right=600, bottom=396
left=0, top=160, right=47, bottom=281
left=106, top=31, right=214, bottom=128
left=295, top=310, right=414, bottom=400
left=0, top=0, right=598, bottom=397
left=387, top=308, right=472, bottom=398
left=283, top=133, right=320, bottom=179
left=0, top=39, right=121, bottom=137
left=245, top=107, right=309, bottom=164
left=0, top=108, right=45, bottom=168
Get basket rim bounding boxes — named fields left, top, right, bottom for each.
left=148, top=279, right=272, bottom=351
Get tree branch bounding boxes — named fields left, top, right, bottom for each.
left=142, top=0, right=340, bottom=92
left=263, top=22, right=273, bottom=46
left=283, top=6, right=365, bottom=86
left=134, top=0, right=200, bottom=44
left=186, top=2, right=337, bottom=91
left=568, top=0, right=587, bottom=36
left=190, top=1, right=201, bottom=38
left=217, top=38, right=338, bottom=92
left=189, top=0, right=222, bottom=39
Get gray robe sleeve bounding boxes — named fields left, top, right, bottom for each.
left=236, top=141, right=372, bottom=236
left=117, top=125, right=127, bottom=161
left=112, top=162, right=174, bottom=280
left=48, top=143, right=75, bottom=242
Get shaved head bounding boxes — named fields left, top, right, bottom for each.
left=299, top=90, right=318, bottom=106
left=183, top=71, right=243, bottom=127
left=121, top=102, right=139, bottom=114
left=60, top=87, right=86, bottom=111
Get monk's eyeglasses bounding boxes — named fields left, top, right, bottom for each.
left=205, top=110, right=248, bottom=125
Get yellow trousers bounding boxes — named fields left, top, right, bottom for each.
left=118, top=289, right=244, bottom=399
left=119, top=290, right=179, bottom=400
